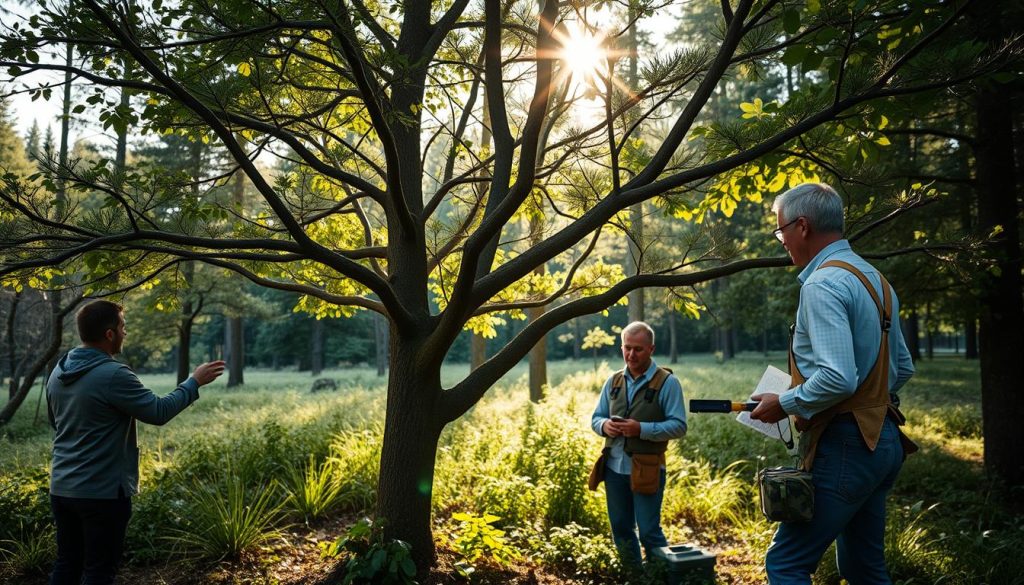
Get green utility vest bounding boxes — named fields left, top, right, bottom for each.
left=605, top=367, right=673, bottom=455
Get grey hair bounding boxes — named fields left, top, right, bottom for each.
left=771, top=183, right=844, bottom=234
left=621, top=321, right=655, bottom=345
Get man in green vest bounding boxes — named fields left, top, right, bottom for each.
left=590, top=321, right=687, bottom=567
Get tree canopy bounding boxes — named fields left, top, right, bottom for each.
left=0, top=0, right=1014, bottom=572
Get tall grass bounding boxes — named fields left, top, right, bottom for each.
left=0, top=356, right=1019, bottom=584
left=0, top=524, right=55, bottom=577
left=167, top=472, right=285, bottom=560
left=283, top=455, right=346, bottom=523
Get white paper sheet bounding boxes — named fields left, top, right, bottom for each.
left=737, top=365, right=795, bottom=448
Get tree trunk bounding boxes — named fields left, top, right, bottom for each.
left=470, top=334, right=486, bottom=370
left=528, top=306, right=546, bottom=403
left=0, top=292, right=79, bottom=426
left=528, top=217, right=547, bottom=402
left=974, top=33, right=1024, bottom=485
left=965, top=319, right=978, bottom=359
left=925, top=302, right=934, bottom=360
left=176, top=262, right=195, bottom=384
left=668, top=309, right=678, bottom=364
left=625, top=2, right=644, bottom=323
left=378, top=338, right=442, bottom=574
left=375, top=313, right=388, bottom=377
left=572, top=318, right=582, bottom=361
left=5, top=291, right=21, bottom=400
left=226, top=317, right=244, bottom=386
left=905, top=309, right=921, bottom=362
left=311, top=318, right=324, bottom=377
left=225, top=140, right=246, bottom=387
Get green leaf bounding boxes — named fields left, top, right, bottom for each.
left=781, top=46, right=809, bottom=67
left=802, top=51, right=824, bottom=71
left=783, top=10, right=800, bottom=35
left=400, top=557, right=416, bottom=576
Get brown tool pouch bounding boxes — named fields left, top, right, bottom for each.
left=629, top=453, right=664, bottom=495
left=587, top=447, right=610, bottom=491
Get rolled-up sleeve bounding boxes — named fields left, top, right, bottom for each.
left=639, top=376, right=687, bottom=441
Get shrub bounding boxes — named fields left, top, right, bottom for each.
left=327, top=426, right=382, bottom=512
left=663, top=458, right=752, bottom=533
left=283, top=455, right=345, bottom=523
left=448, top=512, right=520, bottom=576
left=0, top=524, right=55, bottom=577
left=167, top=473, right=285, bottom=560
left=514, top=400, right=606, bottom=529
left=319, top=517, right=417, bottom=585
left=0, top=467, right=51, bottom=540
left=530, top=522, right=620, bottom=582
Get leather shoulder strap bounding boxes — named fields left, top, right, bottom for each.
left=818, top=260, right=892, bottom=331
left=648, top=367, right=672, bottom=391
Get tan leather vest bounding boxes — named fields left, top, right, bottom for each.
left=605, top=367, right=672, bottom=455
left=791, top=260, right=918, bottom=471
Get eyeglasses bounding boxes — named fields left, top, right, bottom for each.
left=772, top=217, right=802, bottom=242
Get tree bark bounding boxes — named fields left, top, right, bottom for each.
left=226, top=141, right=246, bottom=387
left=378, top=335, right=442, bottom=573
left=572, top=318, right=582, bottom=361
left=974, top=37, right=1024, bottom=485
left=375, top=313, right=388, bottom=377
left=528, top=306, right=546, bottom=402
left=470, top=334, right=486, bottom=370
left=528, top=216, right=547, bottom=402
left=176, top=262, right=195, bottom=384
left=5, top=291, right=21, bottom=400
left=668, top=309, right=678, bottom=364
left=625, top=1, right=644, bottom=323
left=0, top=292, right=81, bottom=426
left=925, top=302, right=934, bottom=360
left=905, top=309, right=921, bottom=362
left=226, top=317, right=244, bottom=386
left=965, top=318, right=978, bottom=359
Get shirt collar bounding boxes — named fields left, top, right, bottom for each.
left=798, top=239, right=851, bottom=283
left=625, top=360, right=659, bottom=384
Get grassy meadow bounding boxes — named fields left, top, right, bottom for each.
left=1, top=354, right=1021, bottom=584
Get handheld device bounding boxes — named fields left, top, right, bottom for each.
left=689, top=399, right=759, bottom=413
left=610, top=415, right=627, bottom=422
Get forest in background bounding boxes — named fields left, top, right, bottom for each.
left=1, top=0, right=1021, bottom=580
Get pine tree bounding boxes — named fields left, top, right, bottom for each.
left=0, top=100, right=34, bottom=177
left=25, top=120, right=40, bottom=162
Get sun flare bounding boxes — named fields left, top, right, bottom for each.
left=559, top=25, right=607, bottom=83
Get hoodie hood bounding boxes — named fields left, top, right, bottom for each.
left=57, top=347, right=116, bottom=384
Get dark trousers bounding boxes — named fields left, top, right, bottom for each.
left=49, top=493, right=132, bottom=585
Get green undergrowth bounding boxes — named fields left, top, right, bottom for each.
left=0, top=355, right=1020, bottom=584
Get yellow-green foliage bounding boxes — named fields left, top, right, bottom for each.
left=1, top=357, right=1021, bottom=584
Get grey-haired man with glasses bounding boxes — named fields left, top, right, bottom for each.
left=750, top=183, right=916, bottom=584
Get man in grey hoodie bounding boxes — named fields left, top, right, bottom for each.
left=46, top=300, right=225, bottom=585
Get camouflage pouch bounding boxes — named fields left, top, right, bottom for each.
left=756, top=466, right=814, bottom=523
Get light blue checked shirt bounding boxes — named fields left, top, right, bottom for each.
left=591, top=361, right=687, bottom=474
left=779, top=240, right=915, bottom=419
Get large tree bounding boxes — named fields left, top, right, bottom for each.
left=0, top=0, right=1004, bottom=572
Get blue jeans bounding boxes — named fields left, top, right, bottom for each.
left=49, top=493, right=132, bottom=585
left=766, top=417, right=904, bottom=585
left=604, top=467, right=668, bottom=566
